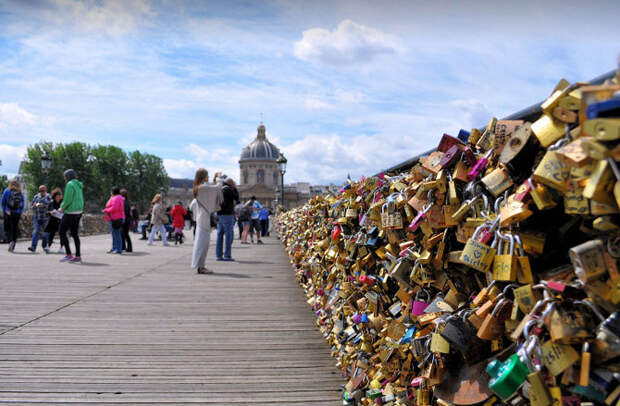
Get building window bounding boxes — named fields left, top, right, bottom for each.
left=243, top=170, right=248, bottom=185
left=273, top=171, right=279, bottom=186
left=257, top=169, right=264, bottom=184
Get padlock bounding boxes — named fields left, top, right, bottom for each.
left=440, top=313, right=486, bottom=364
left=569, top=239, right=608, bottom=283
left=583, top=118, right=620, bottom=141
left=459, top=223, right=497, bottom=273
left=532, top=113, right=566, bottom=147
left=411, top=289, right=430, bottom=316
left=467, top=149, right=494, bottom=181
left=514, top=235, right=534, bottom=284
left=486, top=353, right=529, bottom=401
left=519, top=333, right=553, bottom=406
left=477, top=298, right=511, bottom=340
left=528, top=178, right=557, bottom=210
left=481, top=165, right=514, bottom=197
left=408, top=203, right=432, bottom=232
left=499, top=122, right=533, bottom=164
left=492, top=232, right=517, bottom=282
left=532, top=150, right=570, bottom=192
left=583, top=159, right=615, bottom=206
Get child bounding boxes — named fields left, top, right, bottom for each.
left=170, top=201, right=187, bottom=245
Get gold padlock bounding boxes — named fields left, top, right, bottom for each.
left=583, top=159, right=615, bottom=206
left=492, top=233, right=517, bottom=282
left=583, top=118, right=620, bottom=141
left=532, top=150, right=570, bottom=192
left=528, top=178, right=557, bottom=211
left=532, top=114, right=565, bottom=147
left=481, top=165, right=514, bottom=197
left=459, top=224, right=497, bottom=273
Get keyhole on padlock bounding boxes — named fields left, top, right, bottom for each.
left=509, top=138, right=522, bottom=148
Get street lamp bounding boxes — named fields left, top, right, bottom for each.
left=276, top=153, right=287, bottom=208
left=41, top=152, right=52, bottom=185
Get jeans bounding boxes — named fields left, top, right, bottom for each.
left=109, top=222, right=123, bottom=253
left=31, top=217, right=49, bottom=250
left=60, top=213, right=81, bottom=257
left=215, top=214, right=235, bottom=259
left=148, top=224, right=168, bottom=245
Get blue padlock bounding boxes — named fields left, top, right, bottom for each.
left=458, top=129, right=470, bottom=143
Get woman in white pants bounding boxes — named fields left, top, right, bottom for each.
left=191, top=168, right=223, bottom=274
left=147, top=194, right=169, bottom=246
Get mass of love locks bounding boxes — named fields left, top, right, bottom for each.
left=278, top=71, right=620, bottom=405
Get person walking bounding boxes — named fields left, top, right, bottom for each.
left=103, top=186, right=125, bottom=254
left=191, top=168, right=223, bottom=274
left=239, top=201, right=253, bottom=244
left=248, top=196, right=263, bottom=244
left=258, top=206, right=269, bottom=238
left=28, top=185, right=52, bottom=253
left=216, top=177, right=238, bottom=261
left=58, top=169, right=84, bottom=263
left=170, top=201, right=187, bottom=245
left=45, top=188, right=64, bottom=253
left=1, top=179, right=24, bottom=252
left=120, top=189, right=133, bottom=252
left=147, top=194, right=169, bottom=246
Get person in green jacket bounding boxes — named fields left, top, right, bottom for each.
left=58, top=169, right=84, bottom=263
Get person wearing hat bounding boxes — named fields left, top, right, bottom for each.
left=58, top=169, right=84, bottom=263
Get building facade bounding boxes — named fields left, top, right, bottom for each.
left=238, top=123, right=281, bottom=209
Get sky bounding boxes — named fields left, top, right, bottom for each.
left=0, top=0, right=618, bottom=185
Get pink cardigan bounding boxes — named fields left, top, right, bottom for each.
left=104, top=195, right=125, bottom=222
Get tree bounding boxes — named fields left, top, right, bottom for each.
left=22, top=142, right=169, bottom=213
left=0, top=175, right=7, bottom=192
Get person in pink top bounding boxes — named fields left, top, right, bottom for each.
left=103, top=186, right=126, bottom=254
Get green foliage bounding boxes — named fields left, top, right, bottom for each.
left=22, top=142, right=169, bottom=212
left=0, top=175, right=7, bottom=192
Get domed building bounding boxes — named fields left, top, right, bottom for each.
left=238, top=123, right=282, bottom=208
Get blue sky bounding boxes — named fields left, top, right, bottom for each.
left=0, top=0, right=618, bottom=184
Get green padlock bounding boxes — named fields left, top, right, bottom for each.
left=486, top=353, right=529, bottom=400
left=365, top=388, right=382, bottom=400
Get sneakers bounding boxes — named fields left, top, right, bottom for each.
left=223, top=258, right=235, bottom=262
left=58, top=248, right=65, bottom=254
left=69, top=256, right=82, bottom=263
left=216, top=258, right=224, bottom=261
left=28, top=246, right=35, bottom=252
left=257, top=240, right=264, bottom=245
left=163, top=243, right=170, bottom=246
left=44, top=248, right=50, bottom=254
left=60, top=255, right=74, bottom=262
left=197, top=267, right=214, bottom=274
left=8, top=242, right=15, bottom=252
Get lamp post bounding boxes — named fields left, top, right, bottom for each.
left=276, top=153, right=287, bottom=209
left=41, top=152, right=52, bottom=185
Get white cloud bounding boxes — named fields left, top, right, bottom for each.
left=0, top=103, right=37, bottom=129
left=294, top=19, right=401, bottom=66
left=0, top=144, right=28, bottom=177
left=164, top=146, right=239, bottom=182
left=450, top=98, right=492, bottom=129
left=304, top=98, right=332, bottom=110
left=5, top=0, right=153, bottom=38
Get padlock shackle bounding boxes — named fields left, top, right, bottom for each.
left=574, top=299, right=606, bottom=322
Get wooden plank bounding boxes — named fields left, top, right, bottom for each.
left=0, top=233, right=342, bottom=403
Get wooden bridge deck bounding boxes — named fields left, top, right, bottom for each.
left=0, top=231, right=342, bottom=405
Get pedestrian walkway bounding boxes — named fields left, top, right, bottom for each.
left=0, top=232, right=342, bottom=405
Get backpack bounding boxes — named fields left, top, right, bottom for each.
left=8, top=190, right=23, bottom=211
